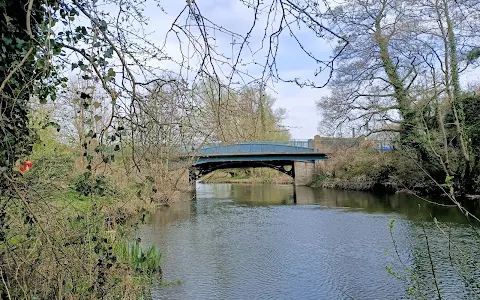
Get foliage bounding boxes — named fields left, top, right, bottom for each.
left=116, top=238, right=162, bottom=277
left=1, top=0, right=42, bottom=189
left=310, top=144, right=446, bottom=193
left=73, top=172, right=115, bottom=197
left=310, top=173, right=332, bottom=186
left=0, top=189, right=150, bottom=299
left=202, top=168, right=293, bottom=184
left=321, top=146, right=392, bottom=179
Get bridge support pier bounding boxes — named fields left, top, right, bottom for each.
left=293, top=161, right=315, bottom=186
left=176, top=168, right=196, bottom=193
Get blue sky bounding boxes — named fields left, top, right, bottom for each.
left=134, top=0, right=338, bottom=139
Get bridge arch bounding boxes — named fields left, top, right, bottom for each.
left=189, top=161, right=295, bottom=182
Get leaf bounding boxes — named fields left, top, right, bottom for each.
left=3, top=14, right=11, bottom=24
left=107, top=68, right=115, bottom=77
left=2, top=37, right=12, bottom=45
left=41, top=121, right=61, bottom=132
left=466, top=48, right=480, bottom=63
left=104, top=47, right=114, bottom=58
left=94, top=145, right=104, bottom=153
left=80, top=92, right=91, bottom=99
left=99, top=20, right=108, bottom=32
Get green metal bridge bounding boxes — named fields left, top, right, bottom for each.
left=180, top=138, right=392, bottom=185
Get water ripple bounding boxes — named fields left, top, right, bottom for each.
left=139, top=184, right=480, bottom=300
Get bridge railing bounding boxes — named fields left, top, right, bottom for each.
left=177, top=138, right=394, bottom=155
left=179, top=140, right=313, bottom=153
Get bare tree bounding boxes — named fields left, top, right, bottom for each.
left=316, top=0, right=480, bottom=139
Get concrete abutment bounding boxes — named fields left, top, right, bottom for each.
left=293, top=161, right=315, bottom=186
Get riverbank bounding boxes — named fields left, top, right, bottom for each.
left=308, top=146, right=451, bottom=196
left=200, top=169, right=293, bottom=185
left=309, top=175, right=396, bottom=192
left=1, top=147, right=190, bottom=299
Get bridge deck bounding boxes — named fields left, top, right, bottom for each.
left=188, top=153, right=327, bottom=166
left=195, top=143, right=317, bottom=155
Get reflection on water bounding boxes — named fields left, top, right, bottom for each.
left=137, top=184, right=480, bottom=300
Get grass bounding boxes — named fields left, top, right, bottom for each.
left=116, top=239, right=162, bottom=277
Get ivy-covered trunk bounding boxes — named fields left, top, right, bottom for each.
left=0, top=0, right=41, bottom=193
left=373, top=4, right=416, bottom=146
left=0, top=1, right=44, bottom=295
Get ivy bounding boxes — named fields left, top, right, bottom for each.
left=1, top=0, right=121, bottom=188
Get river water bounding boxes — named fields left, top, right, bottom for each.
left=137, top=183, right=480, bottom=299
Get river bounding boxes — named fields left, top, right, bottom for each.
left=137, top=183, right=480, bottom=299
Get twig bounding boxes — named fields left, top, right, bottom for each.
left=421, top=222, right=442, bottom=299
left=26, top=0, right=34, bottom=39
left=3, top=174, right=64, bottom=261
left=0, top=269, right=11, bottom=300
left=0, top=47, right=34, bottom=95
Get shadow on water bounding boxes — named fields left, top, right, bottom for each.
left=298, top=186, right=480, bottom=224
left=144, top=192, right=196, bottom=228
left=198, top=183, right=479, bottom=224
left=147, top=184, right=480, bottom=227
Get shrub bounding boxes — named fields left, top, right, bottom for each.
left=73, top=172, right=115, bottom=196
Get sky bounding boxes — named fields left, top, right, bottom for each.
left=122, top=0, right=339, bottom=139
left=71, top=0, right=480, bottom=140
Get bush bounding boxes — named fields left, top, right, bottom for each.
left=325, top=147, right=393, bottom=179
left=73, top=172, right=115, bottom=196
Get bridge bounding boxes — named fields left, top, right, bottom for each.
left=185, top=142, right=327, bottom=185
left=180, top=136, right=391, bottom=186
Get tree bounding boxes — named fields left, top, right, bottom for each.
left=0, top=0, right=52, bottom=192
left=316, top=0, right=480, bottom=193
left=194, top=80, right=290, bottom=144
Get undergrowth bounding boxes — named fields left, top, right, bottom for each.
left=0, top=138, right=167, bottom=298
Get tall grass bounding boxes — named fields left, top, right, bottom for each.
left=116, top=239, right=162, bottom=278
